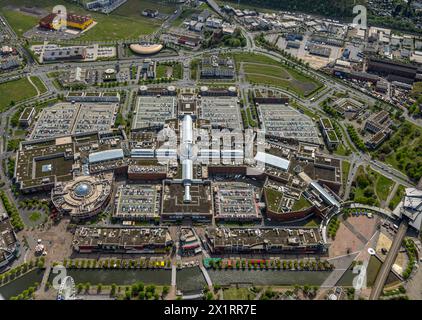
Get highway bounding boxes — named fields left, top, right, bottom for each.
left=369, top=220, right=408, bottom=300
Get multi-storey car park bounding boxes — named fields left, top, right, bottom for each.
left=30, top=102, right=118, bottom=140
left=212, top=182, right=262, bottom=222
left=257, top=103, right=321, bottom=145
left=113, top=184, right=162, bottom=222
left=198, top=95, right=243, bottom=130
left=132, top=94, right=177, bottom=130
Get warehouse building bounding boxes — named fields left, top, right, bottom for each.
left=367, top=58, right=421, bottom=83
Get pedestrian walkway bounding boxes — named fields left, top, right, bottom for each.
left=182, top=293, right=203, bottom=300
left=342, top=219, right=368, bottom=244
left=171, top=265, right=176, bottom=287
left=200, top=265, right=213, bottom=287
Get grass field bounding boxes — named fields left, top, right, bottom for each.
left=223, top=287, right=256, bottom=300
left=265, top=188, right=282, bottom=212
left=381, top=122, right=422, bottom=182
left=243, top=63, right=290, bottom=79
left=232, top=53, right=323, bottom=97
left=352, top=166, right=394, bottom=206
left=342, top=160, right=350, bottom=188
left=388, top=184, right=405, bottom=210
left=30, top=76, right=47, bottom=95
left=29, top=211, right=42, bottom=222
left=1, top=0, right=164, bottom=41
left=0, top=77, right=38, bottom=111
left=291, top=195, right=311, bottom=211
left=374, top=173, right=394, bottom=203
left=1, top=9, right=39, bottom=37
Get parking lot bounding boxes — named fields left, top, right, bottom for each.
left=258, top=104, right=321, bottom=144
left=114, top=184, right=161, bottom=220
left=132, top=96, right=176, bottom=129
left=30, top=102, right=118, bottom=140
left=213, top=182, right=262, bottom=221
left=199, top=96, right=243, bottom=130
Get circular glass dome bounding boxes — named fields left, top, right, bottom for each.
left=74, top=182, right=92, bottom=197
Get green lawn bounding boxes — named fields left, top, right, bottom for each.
left=1, top=9, right=38, bottom=37
left=0, top=78, right=38, bottom=112
left=29, top=211, right=42, bottom=222
left=1, top=0, right=162, bottom=41
left=388, top=184, right=405, bottom=210
left=375, top=173, right=394, bottom=203
left=334, top=143, right=350, bottom=156
left=265, top=188, right=282, bottom=212
left=223, top=287, right=256, bottom=300
left=352, top=166, right=394, bottom=206
left=114, top=0, right=178, bottom=15
left=292, top=195, right=311, bottom=211
left=378, top=122, right=422, bottom=182
left=30, top=76, right=47, bottom=95
left=80, top=14, right=160, bottom=41
left=304, top=218, right=321, bottom=227
left=243, top=63, right=290, bottom=79
left=342, top=160, right=350, bottom=188
left=232, top=53, right=322, bottom=97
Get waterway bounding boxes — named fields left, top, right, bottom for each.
left=208, top=269, right=332, bottom=286
left=336, top=255, right=401, bottom=287
left=48, top=269, right=172, bottom=286
left=0, top=269, right=45, bottom=300
left=176, top=267, right=206, bottom=295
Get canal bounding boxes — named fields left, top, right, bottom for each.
left=208, top=269, right=332, bottom=286
left=48, top=269, right=172, bottom=286
left=0, top=269, right=45, bottom=300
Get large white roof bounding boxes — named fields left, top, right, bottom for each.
left=254, top=151, right=290, bottom=171
left=88, top=149, right=124, bottom=163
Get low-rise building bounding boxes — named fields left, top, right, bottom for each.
left=19, top=107, right=36, bottom=127
left=0, top=214, right=20, bottom=269
left=319, top=118, right=339, bottom=150
left=72, top=226, right=173, bottom=254
left=205, top=227, right=327, bottom=254
left=142, top=9, right=159, bottom=18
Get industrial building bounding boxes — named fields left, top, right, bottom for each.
left=364, top=110, right=392, bottom=149
left=18, top=107, right=36, bottom=127
left=367, top=58, right=421, bottom=84
left=42, top=46, right=87, bottom=62
left=200, top=55, right=235, bottom=79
